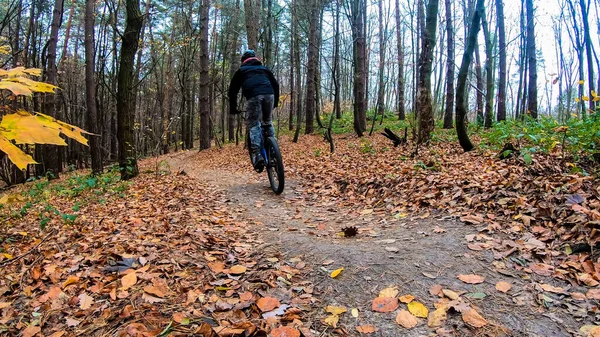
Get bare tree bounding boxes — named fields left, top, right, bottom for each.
left=416, top=0, right=439, bottom=144
left=496, top=0, right=507, bottom=121
left=442, top=0, right=454, bottom=129
left=117, top=0, right=144, bottom=180
left=526, top=0, right=538, bottom=118
left=85, top=0, right=102, bottom=174
left=395, top=0, right=406, bottom=120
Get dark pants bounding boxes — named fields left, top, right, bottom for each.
left=246, top=94, right=275, bottom=152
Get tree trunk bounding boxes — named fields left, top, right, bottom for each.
left=442, top=0, right=454, bottom=129
left=496, top=0, right=507, bottom=121
left=117, top=0, right=143, bottom=180
left=526, top=0, right=538, bottom=119
left=85, top=0, right=102, bottom=175
left=481, top=4, right=494, bottom=128
left=416, top=0, right=439, bottom=144
left=41, top=0, right=65, bottom=179
left=580, top=0, right=596, bottom=112
left=334, top=0, right=342, bottom=119
left=229, top=0, right=240, bottom=141
left=456, top=0, right=483, bottom=152
left=474, top=42, right=484, bottom=124
left=199, top=0, right=211, bottom=150
left=395, top=0, right=405, bottom=120
left=304, top=0, right=318, bottom=134
left=292, top=0, right=303, bottom=142
left=351, top=0, right=367, bottom=136
left=244, top=0, right=260, bottom=51
left=376, top=0, right=385, bottom=126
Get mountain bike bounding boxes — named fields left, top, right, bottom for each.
left=245, top=123, right=285, bottom=195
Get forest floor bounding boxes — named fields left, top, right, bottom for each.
left=1, top=133, right=600, bottom=337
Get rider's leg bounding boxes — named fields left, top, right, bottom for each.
left=246, top=96, right=265, bottom=169
left=261, top=94, right=276, bottom=138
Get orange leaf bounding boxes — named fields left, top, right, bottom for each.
left=356, top=325, right=379, bottom=333
left=22, top=326, right=41, bottom=337
left=62, top=275, right=80, bottom=289
left=462, top=308, right=488, bottom=328
left=495, top=281, right=512, bottom=293
left=144, top=285, right=165, bottom=298
left=208, top=262, right=225, bottom=273
left=229, top=265, right=247, bottom=274
left=371, top=297, right=399, bottom=313
left=271, top=326, right=301, bottom=337
left=458, top=274, right=485, bottom=284
left=399, top=294, right=414, bottom=303
left=395, top=309, right=418, bottom=329
left=530, top=263, right=554, bottom=276
left=257, top=297, right=280, bottom=312
left=121, top=272, right=137, bottom=290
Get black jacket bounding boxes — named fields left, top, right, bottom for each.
left=228, top=59, right=279, bottom=113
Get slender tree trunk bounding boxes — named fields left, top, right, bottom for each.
left=60, top=0, right=76, bottom=62
left=85, top=0, right=102, bottom=175
left=289, top=20, right=295, bottom=130
left=117, top=0, right=144, bottom=180
left=41, top=0, right=65, bottom=179
left=334, top=0, right=342, bottom=119
left=482, top=5, right=494, bottom=128
left=395, top=0, right=406, bottom=120
left=456, top=0, right=483, bottom=152
left=442, top=0, right=454, bottom=129
left=304, top=0, right=318, bottom=134
left=416, top=0, right=439, bottom=144
left=474, top=43, right=484, bottom=124
left=526, top=0, right=538, bottom=119
left=292, top=0, right=303, bottom=142
left=228, top=0, right=240, bottom=141
left=496, top=0, right=507, bottom=121
left=351, top=0, right=367, bottom=136
left=376, top=0, right=386, bottom=126
left=580, top=0, right=596, bottom=111
left=199, top=0, right=211, bottom=150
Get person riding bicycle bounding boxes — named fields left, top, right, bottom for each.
left=228, top=50, right=280, bottom=172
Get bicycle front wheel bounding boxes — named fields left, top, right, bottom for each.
left=265, top=137, right=285, bottom=194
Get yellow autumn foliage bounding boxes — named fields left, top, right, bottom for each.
left=0, top=66, right=91, bottom=170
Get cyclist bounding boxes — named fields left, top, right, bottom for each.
left=228, top=50, right=280, bottom=172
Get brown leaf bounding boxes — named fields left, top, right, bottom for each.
left=495, top=282, right=512, bottom=293
left=458, top=274, right=485, bottom=284
left=78, top=293, right=94, bottom=310
left=355, top=325, right=378, bottom=334
left=395, top=309, right=418, bottom=329
left=271, top=326, right=301, bottom=337
left=62, top=275, right=79, bottom=289
left=22, top=326, right=41, bottom=337
left=229, top=265, right=247, bottom=274
left=579, top=273, right=600, bottom=287
left=371, top=297, right=399, bottom=313
left=587, top=288, right=600, bottom=300
left=144, top=285, right=165, bottom=298
left=429, top=284, right=443, bottom=296
left=462, top=308, right=488, bottom=328
left=529, top=263, right=554, bottom=276
left=540, top=283, right=565, bottom=294
left=460, top=214, right=485, bottom=224
left=442, top=289, right=459, bottom=300
left=257, top=297, right=280, bottom=312
left=399, top=294, right=414, bottom=303
left=208, top=262, right=225, bottom=274
left=121, top=272, right=137, bottom=290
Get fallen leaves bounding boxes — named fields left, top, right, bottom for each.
left=495, top=282, right=512, bottom=293
left=330, top=267, right=344, bottom=278
left=461, top=308, right=488, bottom=328
left=355, top=325, right=378, bottom=333
left=78, top=293, right=94, bottom=310
left=271, top=326, right=301, bottom=337
left=379, top=287, right=399, bottom=298
left=257, top=297, right=281, bottom=312
left=407, top=301, right=428, bottom=318
left=22, top=326, right=41, bottom=337
left=458, top=274, right=485, bottom=284
left=371, top=297, right=399, bottom=313
left=120, top=272, right=137, bottom=290
left=395, top=309, right=418, bottom=329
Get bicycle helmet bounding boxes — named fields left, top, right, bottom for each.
left=241, top=50, right=256, bottom=63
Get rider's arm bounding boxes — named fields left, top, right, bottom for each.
left=266, top=70, right=280, bottom=108
left=228, top=70, right=242, bottom=113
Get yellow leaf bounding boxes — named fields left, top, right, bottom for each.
left=395, top=309, right=418, bottom=329
left=579, top=80, right=585, bottom=85
left=330, top=267, right=344, bottom=278
left=351, top=308, right=359, bottom=318
left=583, top=96, right=590, bottom=101
left=0, top=193, right=25, bottom=204
left=10, top=77, right=58, bottom=93
left=442, top=289, right=459, bottom=300
left=62, top=275, right=80, bottom=288
left=3, top=253, right=13, bottom=259
left=379, top=287, right=399, bottom=298
left=0, top=80, right=32, bottom=96
left=121, top=272, right=137, bottom=290
left=575, top=97, right=581, bottom=102
left=427, top=308, right=447, bottom=328
left=324, top=314, right=339, bottom=327
left=1, top=113, right=67, bottom=145
left=325, top=305, right=347, bottom=315
left=407, top=301, right=428, bottom=318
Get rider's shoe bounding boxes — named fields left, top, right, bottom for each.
left=252, top=151, right=265, bottom=173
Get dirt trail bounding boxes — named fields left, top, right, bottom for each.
left=164, top=150, right=579, bottom=337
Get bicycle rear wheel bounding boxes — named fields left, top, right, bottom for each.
left=265, top=137, right=285, bottom=194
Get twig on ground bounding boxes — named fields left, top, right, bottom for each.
left=0, top=229, right=57, bottom=267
